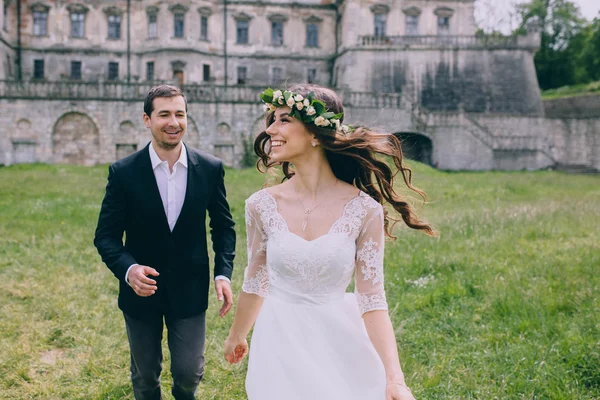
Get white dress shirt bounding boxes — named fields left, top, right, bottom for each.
left=126, top=143, right=229, bottom=284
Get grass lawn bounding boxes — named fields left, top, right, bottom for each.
left=541, top=80, right=600, bottom=100
left=0, top=163, right=598, bottom=399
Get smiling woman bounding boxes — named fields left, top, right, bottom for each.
left=224, top=84, right=436, bottom=400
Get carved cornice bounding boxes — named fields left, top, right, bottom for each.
left=169, top=4, right=190, bottom=14
left=30, top=2, right=50, bottom=13
left=304, top=15, right=323, bottom=23
left=434, top=7, right=455, bottom=18
left=146, top=6, right=160, bottom=16
left=232, top=12, right=253, bottom=21
left=370, top=4, right=390, bottom=15
left=66, top=4, right=89, bottom=14
left=171, top=60, right=186, bottom=70
left=267, top=13, right=288, bottom=23
left=197, top=7, right=213, bottom=17
left=402, top=7, right=421, bottom=17
left=103, top=6, right=124, bottom=16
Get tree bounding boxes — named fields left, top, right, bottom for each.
left=579, top=17, right=600, bottom=81
left=514, top=0, right=587, bottom=89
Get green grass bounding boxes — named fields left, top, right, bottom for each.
left=0, top=163, right=599, bottom=399
left=541, top=80, right=600, bottom=100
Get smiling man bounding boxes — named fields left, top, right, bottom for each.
left=94, top=85, right=236, bottom=400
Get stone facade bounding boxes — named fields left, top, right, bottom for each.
left=544, top=94, right=600, bottom=119
left=0, top=0, right=598, bottom=171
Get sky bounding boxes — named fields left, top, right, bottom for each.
left=474, top=0, right=600, bottom=34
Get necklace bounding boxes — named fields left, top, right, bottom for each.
left=293, top=179, right=339, bottom=232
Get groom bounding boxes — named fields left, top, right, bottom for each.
left=94, top=85, right=236, bottom=400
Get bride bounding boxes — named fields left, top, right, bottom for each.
left=224, top=84, right=435, bottom=400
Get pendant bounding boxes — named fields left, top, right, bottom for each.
left=305, top=208, right=311, bottom=215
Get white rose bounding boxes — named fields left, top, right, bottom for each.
left=273, top=90, right=282, bottom=99
left=278, top=97, right=284, bottom=105
left=296, top=102, right=304, bottom=110
left=314, top=116, right=326, bottom=126
left=294, top=94, right=304, bottom=102
left=286, top=97, right=295, bottom=107
left=303, top=99, right=310, bottom=107
left=306, top=106, right=316, bottom=116
left=341, top=125, right=350, bottom=134
left=322, top=119, right=331, bottom=126
left=331, top=119, right=340, bottom=129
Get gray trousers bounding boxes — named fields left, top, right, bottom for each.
left=123, top=312, right=206, bottom=400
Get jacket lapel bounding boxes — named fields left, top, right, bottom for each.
left=172, top=144, right=203, bottom=233
left=139, top=144, right=171, bottom=233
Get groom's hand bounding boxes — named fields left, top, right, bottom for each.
left=129, top=265, right=159, bottom=297
left=215, top=280, right=233, bottom=317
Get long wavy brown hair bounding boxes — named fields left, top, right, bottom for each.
left=254, top=84, right=436, bottom=238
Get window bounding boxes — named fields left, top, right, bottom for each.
left=148, top=14, right=157, bottom=38
left=203, top=64, right=210, bottom=82
left=146, top=61, right=155, bottom=81
left=108, top=62, right=119, bottom=80
left=33, top=11, right=48, bottom=36
left=236, top=20, right=248, bottom=44
left=71, top=61, right=82, bottom=80
left=270, top=67, right=282, bottom=86
left=271, top=21, right=283, bottom=46
left=108, top=15, right=121, bottom=39
left=174, top=13, right=184, bottom=38
left=406, top=15, right=419, bottom=35
left=237, top=66, right=247, bottom=85
left=33, top=59, right=44, bottom=80
left=71, top=13, right=85, bottom=38
left=437, top=16, right=450, bottom=35
left=306, top=23, right=318, bottom=48
left=3, top=1, right=8, bottom=32
left=200, top=15, right=208, bottom=41
left=374, top=14, right=386, bottom=37
left=307, top=68, right=317, bottom=84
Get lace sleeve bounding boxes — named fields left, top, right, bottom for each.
left=354, top=203, right=388, bottom=315
left=241, top=198, right=269, bottom=297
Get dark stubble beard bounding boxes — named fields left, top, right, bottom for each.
left=158, top=140, right=179, bottom=150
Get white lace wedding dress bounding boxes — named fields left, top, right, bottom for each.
left=242, top=189, right=389, bottom=400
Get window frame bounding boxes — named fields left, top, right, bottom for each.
left=148, top=13, right=158, bottom=38
left=108, top=61, right=119, bottom=81
left=71, top=61, right=82, bottom=80
left=33, top=59, right=45, bottom=80
left=32, top=10, right=48, bottom=37
left=146, top=61, right=155, bottom=81
left=307, top=67, right=317, bottom=84
left=306, top=23, right=319, bottom=48
left=236, top=20, right=249, bottom=44
left=70, top=12, right=85, bottom=38
left=237, top=65, right=247, bottom=85
left=107, top=14, right=122, bottom=39
left=173, top=12, right=185, bottom=38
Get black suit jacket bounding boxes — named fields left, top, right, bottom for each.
left=94, top=143, right=236, bottom=320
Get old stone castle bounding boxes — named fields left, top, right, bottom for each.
left=0, top=0, right=598, bottom=171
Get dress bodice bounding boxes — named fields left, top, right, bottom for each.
left=242, top=189, right=389, bottom=314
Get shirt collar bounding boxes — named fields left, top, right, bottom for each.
left=149, top=142, right=188, bottom=170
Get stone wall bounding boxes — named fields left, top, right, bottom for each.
left=334, top=47, right=544, bottom=116
left=0, top=97, right=598, bottom=171
left=0, top=98, right=265, bottom=168
left=543, top=94, right=600, bottom=119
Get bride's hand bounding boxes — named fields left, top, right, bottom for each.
left=224, top=335, right=248, bottom=364
left=386, top=382, right=415, bottom=400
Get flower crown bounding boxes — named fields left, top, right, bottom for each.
left=260, top=88, right=352, bottom=135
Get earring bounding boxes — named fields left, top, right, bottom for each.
left=311, top=141, right=317, bottom=147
